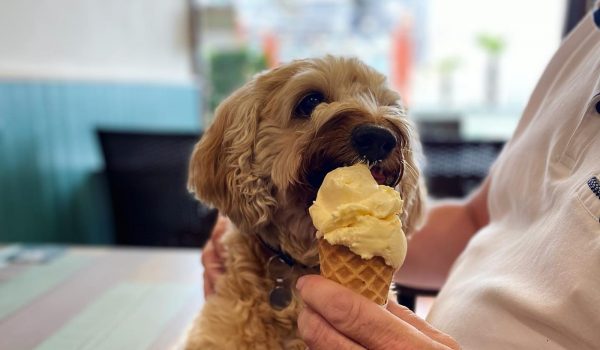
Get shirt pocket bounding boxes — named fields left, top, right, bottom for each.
left=560, top=88, right=600, bottom=168
left=577, top=172, right=600, bottom=223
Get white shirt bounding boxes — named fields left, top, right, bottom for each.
left=427, top=5, right=600, bottom=350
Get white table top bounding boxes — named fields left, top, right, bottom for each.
left=0, top=245, right=204, bottom=350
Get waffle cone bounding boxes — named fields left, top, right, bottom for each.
left=318, top=239, right=394, bottom=305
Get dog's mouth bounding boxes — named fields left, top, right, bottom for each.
left=305, top=160, right=403, bottom=201
left=369, top=164, right=402, bottom=187
left=298, top=119, right=406, bottom=207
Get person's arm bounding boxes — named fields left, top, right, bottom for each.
left=396, top=177, right=491, bottom=289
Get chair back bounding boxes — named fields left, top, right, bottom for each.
left=98, top=130, right=217, bottom=247
left=422, top=140, right=505, bottom=198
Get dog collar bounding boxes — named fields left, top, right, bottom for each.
left=257, top=235, right=300, bottom=267
left=256, top=236, right=319, bottom=310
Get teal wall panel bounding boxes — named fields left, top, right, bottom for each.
left=0, top=81, right=201, bottom=244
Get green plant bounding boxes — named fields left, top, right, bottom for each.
left=476, top=33, right=506, bottom=107
left=437, top=56, right=462, bottom=106
left=208, top=48, right=267, bottom=112
left=476, top=34, right=506, bottom=56
left=438, top=56, right=462, bottom=75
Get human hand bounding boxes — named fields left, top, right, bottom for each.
left=296, top=275, right=459, bottom=350
left=201, top=214, right=229, bottom=297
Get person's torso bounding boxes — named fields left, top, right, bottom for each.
left=427, top=6, right=600, bottom=350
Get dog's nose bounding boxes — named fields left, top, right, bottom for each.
left=351, top=124, right=397, bottom=162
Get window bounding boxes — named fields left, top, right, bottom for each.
left=197, top=0, right=567, bottom=140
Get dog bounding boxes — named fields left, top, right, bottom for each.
left=185, top=56, right=424, bottom=349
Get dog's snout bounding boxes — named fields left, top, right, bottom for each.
left=351, top=124, right=397, bottom=162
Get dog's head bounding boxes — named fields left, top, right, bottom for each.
left=189, top=56, right=424, bottom=265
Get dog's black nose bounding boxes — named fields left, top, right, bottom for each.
left=351, top=124, right=397, bottom=162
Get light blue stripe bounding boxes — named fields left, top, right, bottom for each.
left=35, top=282, right=197, bottom=350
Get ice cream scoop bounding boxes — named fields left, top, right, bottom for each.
left=309, top=163, right=407, bottom=268
left=309, top=163, right=407, bottom=304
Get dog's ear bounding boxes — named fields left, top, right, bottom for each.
left=401, top=178, right=426, bottom=236
left=397, top=124, right=426, bottom=236
left=188, top=83, right=276, bottom=230
left=188, top=103, right=227, bottom=209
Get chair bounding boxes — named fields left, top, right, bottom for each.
left=395, top=284, right=439, bottom=312
left=98, top=130, right=217, bottom=247
left=422, top=140, right=505, bottom=198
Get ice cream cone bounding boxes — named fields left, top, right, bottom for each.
left=318, top=238, right=394, bottom=305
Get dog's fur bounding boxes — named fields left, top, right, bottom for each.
left=185, top=56, right=424, bottom=349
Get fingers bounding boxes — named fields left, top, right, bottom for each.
left=298, top=307, right=365, bottom=350
left=202, top=261, right=225, bottom=297
left=386, top=302, right=460, bottom=349
left=203, top=270, right=215, bottom=296
left=200, top=215, right=231, bottom=298
left=297, top=275, right=454, bottom=349
left=211, top=215, right=229, bottom=259
left=201, top=238, right=226, bottom=298
left=201, top=241, right=219, bottom=269
left=201, top=241, right=226, bottom=272
left=213, top=214, right=229, bottom=237
left=201, top=215, right=228, bottom=269
left=297, top=275, right=403, bottom=348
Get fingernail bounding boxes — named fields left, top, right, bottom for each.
left=296, top=276, right=307, bottom=291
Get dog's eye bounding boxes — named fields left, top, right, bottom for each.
left=295, top=92, right=325, bottom=118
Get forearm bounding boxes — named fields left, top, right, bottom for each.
left=395, top=178, right=491, bottom=289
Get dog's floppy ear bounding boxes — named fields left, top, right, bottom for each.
left=401, top=178, right=426, bottom=236
left=188, top=113, right=225, bottom=209
left=397, top=124, right=426, bottom=236
left=188, top=83, right=276, bottom=230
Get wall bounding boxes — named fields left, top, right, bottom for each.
left=0, top=0, right=194, bottom=82
left=0, top=0, right=201, bottom=243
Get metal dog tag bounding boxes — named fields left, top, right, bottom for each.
left=269, top=284, right=292, bottom=310
left=267, top=256, right=292, bottom=279
left=266, top=256, right=297, bottom=310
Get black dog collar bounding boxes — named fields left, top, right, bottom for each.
left=256, top=235, right=319, bottom=310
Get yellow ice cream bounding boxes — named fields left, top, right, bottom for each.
left=309, top=163, right=407, bottom=269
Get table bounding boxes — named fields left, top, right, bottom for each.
left=0, top=245, right=204, bottom=350
left=0, top=245, right=436, bottom=350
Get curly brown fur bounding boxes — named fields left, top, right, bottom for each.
left=186, top=56, right=425, bottom=349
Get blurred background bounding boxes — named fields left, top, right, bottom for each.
left=0, top=0, right=592, bottom=248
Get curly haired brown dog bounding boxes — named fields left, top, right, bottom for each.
left=185, top=56, right=424, bottom=349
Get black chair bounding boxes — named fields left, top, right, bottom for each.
left=98, top=130, right=217, bottom=247
left=422, top=140, right=505, bottom=198
left=395, top=284, right=439, bottom=311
